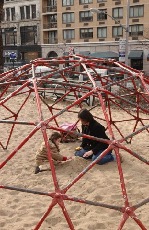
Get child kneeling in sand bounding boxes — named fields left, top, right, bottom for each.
left=35, top=132, right=72, bottom=174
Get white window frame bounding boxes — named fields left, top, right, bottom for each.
left=97, top=27, right=107, bottom=38
left=129, top=24, right=143, bottom=36
left=80, top=11, right=93, bottom=22
left=62, top=12, right=74, bottom=23
left=79, top=0, right=93, bottom=4
left=130, top=5, right=144, bottom=18
left=112, top=7, right=123, bottom=18
left=20, top=5, right=37, bottom=20
left=62, top=0, right=74, bottom=6
left=112, top=26, right=123, bottom=37
left=80, top=28, right=93, bottom=39
left=63, top=29, right=75, bottom=40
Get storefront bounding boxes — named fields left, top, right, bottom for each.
left=18, top=45, right=41, bottom=63
left=3, top=45, right=41, bottom=69
left=89, top=51, right=119, bottom=60
left=128, top=50, right=143, bottom=70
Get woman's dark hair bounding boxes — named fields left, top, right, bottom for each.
left=78, top=109, right=94, bottom=123
left=49, top=132, right=61, bottom=142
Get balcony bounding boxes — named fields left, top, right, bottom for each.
left=43, top=22, right=57, bottom=29
left=43, top=5, right=57, bottom=13
left=43, top=38, right=58, bottom=44
left=129, top=31, right=143, bottom=36
left=80, top=17, right=93, bottom=22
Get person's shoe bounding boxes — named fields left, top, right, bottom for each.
left=34, top=166, right=40, bottom=174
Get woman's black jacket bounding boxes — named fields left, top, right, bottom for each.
left=80, top=119, right=109, bottom=155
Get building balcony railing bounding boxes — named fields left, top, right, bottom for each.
left=42, top=5, right=57, bottom=13
left=43, top=22, right=57, bottom=29
left=80, top=17, right=93, bottom=22
left=43, top=38, right=58, bottom=44
left=129, top=31, right=143, bottom=36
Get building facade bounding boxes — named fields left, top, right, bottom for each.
left=1, top=0, right=41, bottom=68
left=41, top=0, right=149, bottom=74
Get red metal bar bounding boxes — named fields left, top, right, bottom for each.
left=0, top=126, right=39, bottom=169
left=59, top=199, right=75, bottom=230
left=117, top=213, right=129, bottom=230
left=34, top=199, right=57, bottom=230
left=114, top=147, right=130, bottom=208
left=0, top=81, right=29, bottom=105
left=41, top=127, right=60, bottom=192
left=62, top=145, right=113, bottom=194
left=0, top=56, right=149, bottom=229
left=119, top=144, right=149, bottom=165
left=132, top=216, right=148, bottom=230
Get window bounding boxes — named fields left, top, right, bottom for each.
left=31, top=5, right=36, bottom=19
left=20, top=6, right=25, bottom=20
left=20, top=26, right=37, bottom=45
left=130, top=5, right=144, bottom=18
left=129, top=24, right=143, bottom=36
left=6, top=8, right=10, bottom=21
left=1, top=9, right=5, bottom=21
left=20, top=5, right=37, bottom=20
left=79, top=0, right=93, bottom=3
left=131, top=59, right=143, bottom=70
left=80, top=28, right=93, bottom=39
left=4, top=28, right=17, bottom=45
left=2, top=31, right=5, bottom=46
left=62, top=0, right=74, bottom=6
left=62, top=13, right=74, bottom=23
left=26, top=6, right=30, bottom=19
left=48, top=31, right=57, bottom=44
left=24, top=52, right=39, bottom=62
left=5, top=7, right=15, bottom=21
left=112, top=7, right=123, bottom=18
left=97, top=27, right=107, bottom=38
left=112, top=26, right=123, bottom=37
left=47, top=0, right=57, bottom=6
left=97, top=0, right=107, bottom=2
left=97, top=9, right=107, bottom=20
left=11, top=8, right=15, bottom=21
left=44, top=15, right=57, bottom=29
left=63, top=29, right=75, bottom=39
left=79, top=11, right=93, bottom=22
left=48, top=14, right=57, bottom=22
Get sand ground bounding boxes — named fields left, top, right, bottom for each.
left=0, top=94, right=149, bottom=230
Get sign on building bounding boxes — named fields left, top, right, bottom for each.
left=119, top=39, right=126, bottom=62
left=9, top=52, right=17, bottom=60
left=3, top=50, right=18, bottom=58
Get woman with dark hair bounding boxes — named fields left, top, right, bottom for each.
left=35, top=132, right=72, bottom=174
left=75, top=109, right=115, bottom=164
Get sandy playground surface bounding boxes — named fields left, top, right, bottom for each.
left=0, top=94, right=149, bottom=230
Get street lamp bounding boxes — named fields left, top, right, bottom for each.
left=90, top=0, right=130, bottom=66
left=10, top=27, right=17, bottom=69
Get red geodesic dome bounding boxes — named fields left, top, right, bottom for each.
left=0, top=54, right=149, bottom=229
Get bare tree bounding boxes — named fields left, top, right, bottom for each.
left=0, top=0, right=4, bottom=72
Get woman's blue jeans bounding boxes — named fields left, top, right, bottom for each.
left=75, top=148, right=114, bottom=165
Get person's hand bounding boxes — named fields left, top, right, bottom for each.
left=67, top=156, right=74, bottom=161
left=83, top=150, right=93, bottom=158
left=63, top=156, right=74, bottom=161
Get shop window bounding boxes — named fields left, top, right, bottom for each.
left=131, top=59, right=143, bottom=70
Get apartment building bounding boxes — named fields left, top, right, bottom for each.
left=41, top=0, right=149, bottom=74
left=1, top=0, right=41, bottom=68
